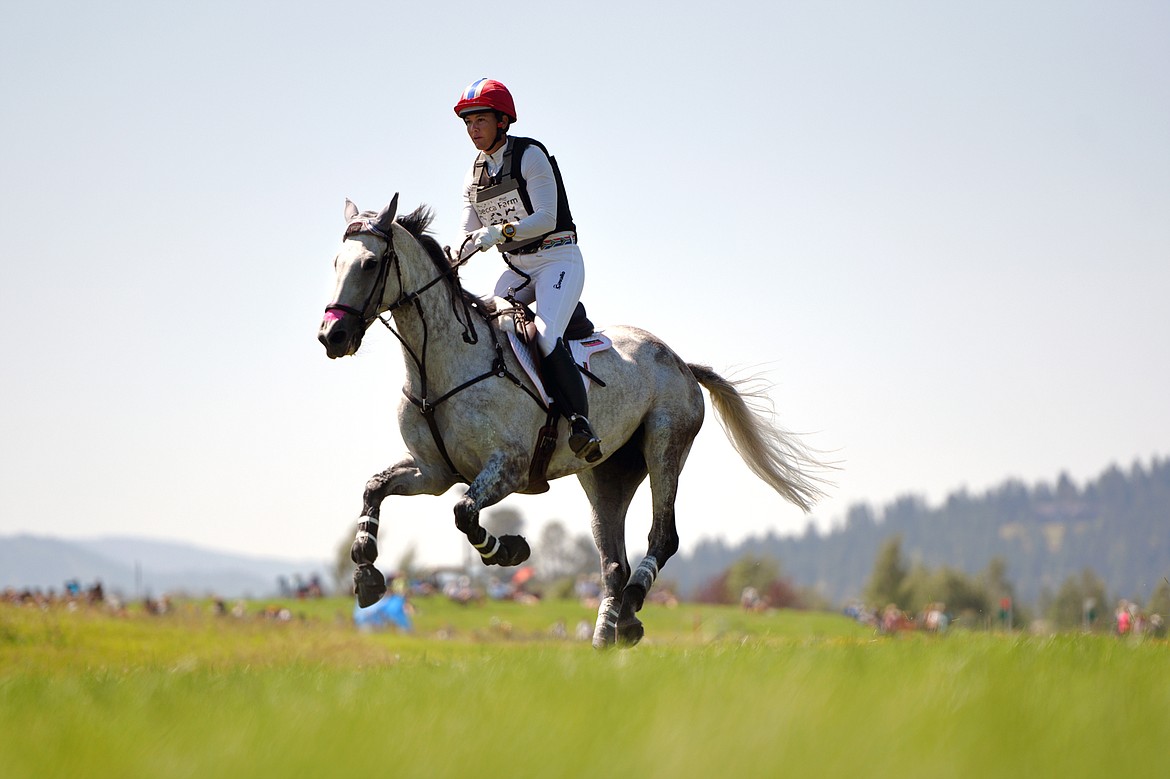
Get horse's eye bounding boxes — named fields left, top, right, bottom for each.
left=360, top=257, right=380, bottom=271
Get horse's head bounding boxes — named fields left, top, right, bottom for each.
left=319, top=195, right=400, bottom=359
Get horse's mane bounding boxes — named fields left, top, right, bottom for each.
left=395, top=205, right=444, bottom=266
left=369, top=204, right=490, bottom=311
left=354, top=204, right=449, bottom=275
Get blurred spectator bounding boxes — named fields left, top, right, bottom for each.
left=443, top=575, right=482, bottom=605
left=1116, top=600, right=1133, bottom=636
left=880, top=604, right=914, bottom=634
left=740, top=586, right=766, bottom=612
left=923, top=602, right=949, bottom=633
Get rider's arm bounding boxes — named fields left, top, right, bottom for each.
left=508, top=145, right=558, bottom=241
left=460, top=163, right=484, bottom=234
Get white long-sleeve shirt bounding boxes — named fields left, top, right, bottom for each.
left=460, top=141, right=559, bottom=243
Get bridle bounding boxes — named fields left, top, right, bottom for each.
left=323, top=220, right=410, bottom=328
left=323, top=220, right=546, bottom=482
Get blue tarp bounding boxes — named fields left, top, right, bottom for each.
left=353, top=593, right=412, bottom=631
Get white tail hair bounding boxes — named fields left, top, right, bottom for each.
left=688, top=364, right=835, bottom=512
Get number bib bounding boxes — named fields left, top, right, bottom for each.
left=472, top=178, right=532, bottom=227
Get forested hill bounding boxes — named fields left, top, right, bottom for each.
left=669, top=456, right=1170, bottom=607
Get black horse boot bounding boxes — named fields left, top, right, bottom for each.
left=541, top=338, right=603, bottom=463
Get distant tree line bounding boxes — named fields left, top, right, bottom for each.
left=666, top=456, right=1170, bottom=610
left=861, top=536, right=1024, bottom=627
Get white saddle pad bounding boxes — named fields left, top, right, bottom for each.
left=505, top=330, right=613, bottom=405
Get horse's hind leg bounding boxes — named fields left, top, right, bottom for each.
left=577, top=435, right=648, bottom=648
left=620, top=403, right=702, bottom=623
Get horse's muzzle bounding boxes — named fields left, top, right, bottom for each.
left=318, top=315, right=361, bottom=359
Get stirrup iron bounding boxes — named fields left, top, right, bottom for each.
left=568, top=414, right=602, bottom=463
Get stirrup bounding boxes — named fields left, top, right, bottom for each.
left=568, top=415, right=603, bottom=463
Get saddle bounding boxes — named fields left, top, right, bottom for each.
left=493, top=298, right=612, bottom=493
left=512, top=300, right=597, bottom=354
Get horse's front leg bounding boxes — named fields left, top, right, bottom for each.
left=453, top=450, right=530, bottom=567
left=351, top=455, right=455, bottom=607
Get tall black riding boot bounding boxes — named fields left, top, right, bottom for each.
left=541, top=338, right=603, bottom=463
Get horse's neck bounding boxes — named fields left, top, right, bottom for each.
left=388, top=261, right=491, bottom=392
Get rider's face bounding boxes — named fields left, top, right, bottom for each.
left=464, top=112, right=507, bottom=152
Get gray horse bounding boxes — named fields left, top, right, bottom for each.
left=318, top=196, right=829, bottom=647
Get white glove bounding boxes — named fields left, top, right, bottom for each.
left=470, top=225, right=505, bottom=252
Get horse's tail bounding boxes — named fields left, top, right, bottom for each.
left=689, top=363, right=833, bottom=512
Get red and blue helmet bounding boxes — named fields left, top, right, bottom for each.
left=454, top=78, right=517, bottom=123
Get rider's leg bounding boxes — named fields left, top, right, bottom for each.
left=493, top=267, right=536, bottom=304
left=541, top=337, right=602, bottom=463
left=505, top=248, right=603, bottom=461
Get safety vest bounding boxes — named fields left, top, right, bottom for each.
left=471, top=136, right=577, bottom=254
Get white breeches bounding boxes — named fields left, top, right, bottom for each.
left=493, top=244, right=585, bottom=356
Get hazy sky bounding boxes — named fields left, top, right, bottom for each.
left=2, top=2, right=1167, bottom=570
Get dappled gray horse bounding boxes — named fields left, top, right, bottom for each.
left=318, top=196, right=828, bottom=647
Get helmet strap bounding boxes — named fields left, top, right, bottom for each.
left=486, top=123, right=507, bottom=154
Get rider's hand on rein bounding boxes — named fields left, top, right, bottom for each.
left=470, top=224, right=505, bottom=252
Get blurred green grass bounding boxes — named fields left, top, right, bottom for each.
left=2, top=598, right=1167, bottom=778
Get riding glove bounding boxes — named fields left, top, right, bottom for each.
left=470, top=225, right=505, bottom=251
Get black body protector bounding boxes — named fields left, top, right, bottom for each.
left=470, top=136, right=576, bottom=254
left=471, top=136, right=601, bottom=463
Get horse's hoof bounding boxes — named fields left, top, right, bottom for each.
left=498, top=534, right=530, bottom=566
left=621, top=583, right=648, bottom=614
left=353, top=564, right=386, bottom=608
left=617, top=617, right=645, bottom=647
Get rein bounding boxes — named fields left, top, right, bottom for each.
left=329, top=226, right=547, bottom=483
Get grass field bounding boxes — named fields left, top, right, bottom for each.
left=2, top=596, right=1167, bottom=778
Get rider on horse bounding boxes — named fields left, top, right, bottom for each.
left=455, top=78, right=603, bottom=464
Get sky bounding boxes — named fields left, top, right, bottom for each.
left=2, top=2, right=1167, bottom=572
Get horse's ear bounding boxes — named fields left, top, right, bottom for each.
left=344, top=199, right=359, bottom=222
left=373, top=193, right=399, bottom=233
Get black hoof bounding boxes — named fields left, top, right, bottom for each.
left=499, top=534, right=531, bottom=566
left=622, top=583, right=648, bottom=614
left=617, top=618, right=645, bottom=646
left=353, top=564, right=386, bottom=608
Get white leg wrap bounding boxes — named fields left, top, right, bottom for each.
left=592, top=596, right=618, bottom=646
left=474, top=534, right=500, bottom=560
left=632, top=556, right=659, bottom=590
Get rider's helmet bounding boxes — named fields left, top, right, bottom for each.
left=454, top=78, right=517, bottom=124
